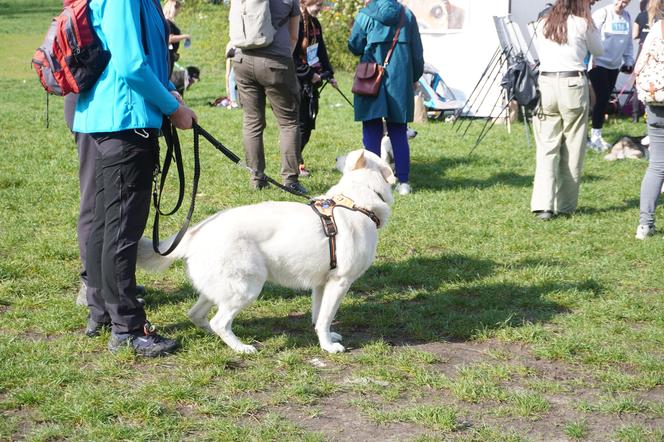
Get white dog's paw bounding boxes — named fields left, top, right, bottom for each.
left=330, top=332, right=343, bottom=343
left=322, top=342, right=345, bottom=353
left=232, top=343, right=257, bottom=354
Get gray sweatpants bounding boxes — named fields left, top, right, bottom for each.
left=639, top=106, right=664, bottom=226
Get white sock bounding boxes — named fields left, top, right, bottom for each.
left=591, top=129, right=602, bottom=140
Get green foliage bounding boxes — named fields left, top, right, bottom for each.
left=319, top=0, right=365, bottom=71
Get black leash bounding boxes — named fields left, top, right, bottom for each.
left=152, top=119, right=200, bottom=256
left=322, top=80, right=354, bottom=108
left=193, top=123, right=310, bottom=200
left=152, top=122, right=311, bottom=255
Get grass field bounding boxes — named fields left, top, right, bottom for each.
left=1, top=1, right=663, bottom=440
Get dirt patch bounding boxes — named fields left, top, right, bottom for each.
left=270, top=339, right=662, bottom=441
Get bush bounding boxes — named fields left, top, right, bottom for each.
left=319, top=0, right=365, bottom=71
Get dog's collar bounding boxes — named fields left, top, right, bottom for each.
left=309, top=195, right=380, bottom=269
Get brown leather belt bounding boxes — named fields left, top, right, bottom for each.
left=540, top=71, right=586, bottom=78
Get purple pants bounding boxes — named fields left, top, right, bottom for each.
left=362, top=119, right=410, bottom=183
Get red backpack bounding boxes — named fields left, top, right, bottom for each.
left=32, top=0, right=110, bottom=95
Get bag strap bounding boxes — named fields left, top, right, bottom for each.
left=383, top=8, right=405, bottom=67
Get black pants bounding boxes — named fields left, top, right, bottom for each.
left=86, top=129, right=158, bottom=334
left=297, top=84, right=319, bottom=163
left=64, top=95, right=97, bottom=290
left=588, top=66, right=619, bottom=130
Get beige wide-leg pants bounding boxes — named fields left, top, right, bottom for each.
left=531, top=73, right=589, bottom=214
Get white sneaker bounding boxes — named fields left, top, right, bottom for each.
left=395, top=182, right=411, bottom=195
left=635, top=224, right=655, bottom=240
left=641, top=135, right=650, bottom=146
left=588, top=137, right=611, bottom=152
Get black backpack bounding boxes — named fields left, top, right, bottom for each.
left=503, top=55, right=540, bottom=111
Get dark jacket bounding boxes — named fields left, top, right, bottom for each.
left=293, top=15, right=334, bottom=85
left=348, top=0, right=424, bottom=123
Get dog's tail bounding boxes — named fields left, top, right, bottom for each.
left=137, top=233, right=189, bottom=273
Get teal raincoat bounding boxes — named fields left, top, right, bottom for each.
left=348, top=0, right=424, bottom=123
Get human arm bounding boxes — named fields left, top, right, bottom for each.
left=169, top=33, right=191, bottom=44
left=586, top=20, right=604, bottom=56
left=348, top=13, right=368, bottom=57
left=102, top=0, right=178, bottom=116
left=623, top=18, right=636, bottom=67
left=289, top=15, right=300, bottom=53
left=410, top=12, right=424, bottom=81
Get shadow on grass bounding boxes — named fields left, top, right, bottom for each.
left=0, top=4, right=60, bottom=16
left=411, top=157, right=534, bottom=192
left=228, top=254, right=603, bottom=349
left=575, top=198, right=639, bottom=216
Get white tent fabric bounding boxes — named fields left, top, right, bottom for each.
left=420, top=0, right=642, bottom=116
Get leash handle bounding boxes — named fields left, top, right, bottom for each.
left=152, top=120, right=200, bottom=256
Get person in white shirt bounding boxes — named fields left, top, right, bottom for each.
left=634, top=2, right=664, bottom=239
left=587, top=0, right=635, bottom=151
left=531, top=0, right=603, bottom=220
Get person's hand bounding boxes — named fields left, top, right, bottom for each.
left=620, top=64, right=634, bottom=74
left=312, top=73, right=322, bottom=85
left=329, top=78, right=338, bottom=88
left=170, top=91, right=184, bottom=105
left=170, top=105, right=197, bottom=130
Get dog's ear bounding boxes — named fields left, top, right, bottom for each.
left=352, top=151, right=366, bottom=170
left=380, top=163, right=396, bottom=184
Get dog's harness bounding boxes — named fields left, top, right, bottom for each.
left=309, top=195, right=381, bottom=269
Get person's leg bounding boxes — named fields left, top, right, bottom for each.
left=385, top=122, right=409, bottom=184
left=258, top=56, right=301, bottom=186
left=588, top=67, right=611, bottom=130
left=298, top=88, right=313, bottom=164
left=531, top=75, right=564, bottom=213
left=85, top=146, right=110, bottom=326
left=234, top=54, right=267, bottom=185
left=556, top=74, right=590, bottom=214
left=362, top=119, right=383, bottom=158
left=639, top=106, right=664, bottom=228
left=94, top=131, right=157, bottom=334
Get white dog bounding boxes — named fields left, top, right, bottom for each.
left=138, top=150, right=395, bottom=353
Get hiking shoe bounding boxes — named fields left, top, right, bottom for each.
left=298, top=164, right=311, bottom=177
left=395, top=182, right=411, bottom=195
left=287, top=182, right=308, bottom=195
left=534, top=210, right=554, bottom=221
left=587, top=137, right=610, bottom=152
left=108, top=323, right=178, bottom=357
left=635, top=224, right=655, bottom=240
left=252, top=179, right=269, bottom=190
left=85, top=317, right=111, bottom=337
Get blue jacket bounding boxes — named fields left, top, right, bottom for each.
left=348, top=0, right=424, bottom=123
left=73, top=0, right=179, bottom=133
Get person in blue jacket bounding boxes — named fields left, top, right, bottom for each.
left=348, top=0, right=424, bottom=195
left=73, top=0, right=197, bottom=357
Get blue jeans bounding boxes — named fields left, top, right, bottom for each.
left=362, top=119, right=410, bottom=183
left=639, top=105, right=664, bottom=226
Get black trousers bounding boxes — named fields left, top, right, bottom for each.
left=64, top=95, right=97, bottom=289
left=297, top=85, right=319, bottom=163
left=86, top=129, right=158, bottom=333
left=588, top=66, right=619, bottom=130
